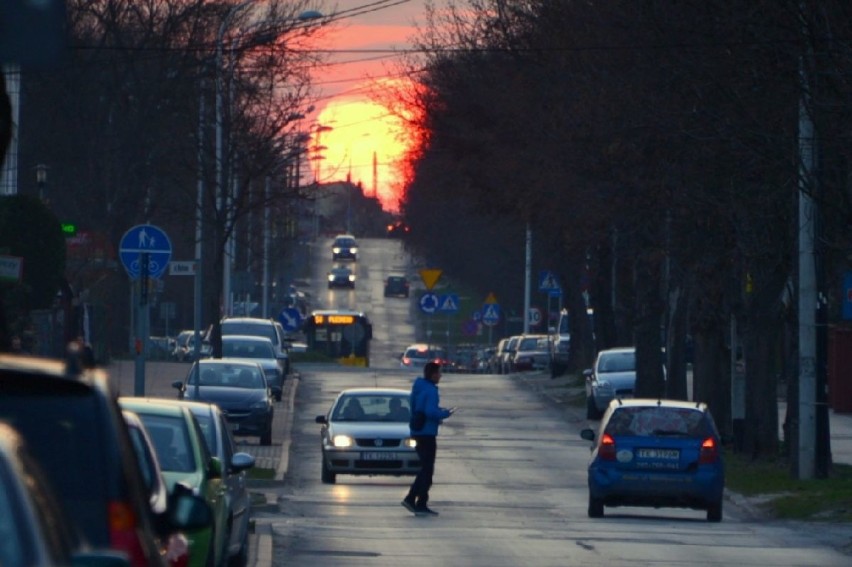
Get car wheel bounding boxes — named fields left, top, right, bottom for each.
left=586, top=395, right=601, bottom=420
left=707, top=499, right=723, bottom=522
left=260, top=423, right=272, bottom=446
left=588, top=495, right=604, bottom=518
left=321, top=457, right=336, bottom=484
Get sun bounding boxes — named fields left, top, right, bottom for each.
left=309, top=88, right=415, bottom=213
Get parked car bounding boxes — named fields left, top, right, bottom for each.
left=172, top=331, right=211, bottom=363
left=155, top=401, right=256, bottom=567
left=0, top=354, right=210, bottom=567
left=383, top=275, right=410, bottom=298
left=331, top=234, right=359, bottom=261
left=499, top=335, right=521, bottom=374
left=584, top=347, right=637, bottom=420
left=221, top=317, right=290, bottom=376
left=549, top=308, right=571, bottom=376
left=399, top=343, right=447, bottom=374
left=327, top=265, right=356, bottom=289
left=0, top=421, right=130, bottom=567
left=580, top=398, right=725, bottom=522
left=510, top=334, right=551, bottom=372
left=173, top=359, right=275, bottom=446
left=490, top=338, right=510, bottom=374
left=123, top=410, right=192, bottom=567
left=315, top=388, right=419, bottom=484
left=119, top=398, right=230, bottom=567
left=220, top=335, right=286, bottom=401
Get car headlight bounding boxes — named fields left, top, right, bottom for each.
left=332, top=435, right=353, bottom=448
left=327, top=274, right=335, bottom=281
left=596, top=380, right=612, bottom=392
left=332, top=247, right=341, bottom=253
left=251, top=401, right=270, bottom=409
left=403, top=438, right=417, bottom=449
left=350, top=247, right=358, bottom=254
left=348, top=274, right=356, bottom=282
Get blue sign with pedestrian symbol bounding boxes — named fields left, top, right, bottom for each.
left=119, top=224, right=172, bottom=280
left=438, top=294, right=460, bottom=313
left=481, top=303, right=500, bottom=326
left=278, top=307, right=303, bottom=333
left=539, top=270, right=560, bottom=292
left=419, top=293, right=439, bottom=314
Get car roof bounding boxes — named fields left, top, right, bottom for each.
left=119, top=397, right=191, bottom=417
left=609, top=398, right=708, bottom=411
left=336, top=388, right=409, bottom=397
left=222, top=335, right=273, bottom=343
left=222, top=317, right=275, bottom=326
left=599, top=347, right=635, bottom=355
left=334, top=234, right=356, bottom=240
left=196, top=359, right=264, bottom=369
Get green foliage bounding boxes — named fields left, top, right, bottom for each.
left=0, top=195, right=65, bottom=323
left=725, top=452, right=852, bottom=521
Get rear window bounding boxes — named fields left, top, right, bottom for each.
left=222, top=339, right=274, bottom=359
left=605, top=407, right=710, bottom=437
left=598, top=351, right=635, bottom=372
left=0, top=380, right=111, bottom=543
left=136, top=414, right=196, bottom=473
left=222, top=322, right=279, bottom=346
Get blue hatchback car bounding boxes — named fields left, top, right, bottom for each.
left=580, top=399, right=725, bottom=522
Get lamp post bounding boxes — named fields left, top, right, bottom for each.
left=35, top=163, right=48, bottom=202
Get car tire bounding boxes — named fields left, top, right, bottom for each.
left=588, top=495, right=604, bottom=518
left=260, top=423, right=272, bottom=446
left=707, top=499, right=723, bottom=522
left=586, top=395, right=602, bottom=420
left=321, top=457, right=336, bottom=484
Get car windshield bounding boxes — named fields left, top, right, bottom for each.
left=604, top=407, right=709, bottom=437
left=189, top=411, right=218, bottom=456
left=333, top=395, right=411, bottom=422
left=223, top=340, right=274, bottom=359
left=598, top=352, right=635, bottom=372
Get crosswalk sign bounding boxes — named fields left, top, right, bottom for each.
left=539, top=270, right=560, bottom=292
left=482, top=303, right=500, bottom=326
left=438, top=294, right=459, bottom=313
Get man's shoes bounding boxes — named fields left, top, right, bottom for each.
left=414, top=505, right=439, bottom=516
left=401, top=499, right=417, bottom=514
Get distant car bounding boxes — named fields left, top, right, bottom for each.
left=159, top=401, right=256, bottom=567
left=173, top=359, right=275, bottom=446
left=220, top=317, right=290, bottom=376
left=584, top=347, right=637, bottom=420
left=580, top=398, right=725, bottom=522
left=499, top=335, right=521, bottom=374
left=0, top=354, right=210, bottom=567
left=0, top=422, right=128, bottom=567
left=119, top=398, right=230, bottom=567
left=383, top=275, right=410, bottom=298
left=315, top=388, right=419, bottom=484
left=331, top=234, right=358, bottom=261
left=549, top=308, right=571, bottom=376
left=220, top=335, right=286, bottom=401
left=386, top=220, right=410, bottom=237
left=511, top=334, right=551, bottom=372
left=172, top=330, right=211, bottom=363
left=327, top=265, right=356, bottom=289
left=399, top=343, right=447, bottom=374
left=490, top=338, right=510, bottom=373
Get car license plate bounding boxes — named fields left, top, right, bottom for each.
left=361, top=452, right=398, bottom=461
left=637, top=448, right=679, bottom=459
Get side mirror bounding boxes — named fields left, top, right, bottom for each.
left=582, top=369, right=593, bottom=378
left=580, top=428, right=596, bottom=442
left=230, top=452, right=256, bottom=473
left=315, top=415, right=328, bottom=424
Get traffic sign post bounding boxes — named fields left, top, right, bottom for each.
left=119, top=224, right=173, bottom=397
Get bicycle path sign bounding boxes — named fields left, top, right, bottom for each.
left=119, top=224, right=172, bottom=279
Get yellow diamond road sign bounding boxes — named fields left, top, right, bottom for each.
left=419, top=269, right=442, bottom=290
left=484, top=292, right=498, bottom=304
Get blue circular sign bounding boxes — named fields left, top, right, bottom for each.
left=119, top=224, right=172, bottom=279
left=419, top=293, right=439, bottom=314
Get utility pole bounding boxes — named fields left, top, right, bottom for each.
left=523, top=223, right=531, bottom=334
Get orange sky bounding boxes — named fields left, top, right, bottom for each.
left=306, top=2, right=430, bottom=212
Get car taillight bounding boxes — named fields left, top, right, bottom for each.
left=699, top=437, right=719, bottom=464
left=402, top=357, right=411, bottom=366
left=598, top=433, right=616, bottom=461
left=109, top=501, right=148, bottom=567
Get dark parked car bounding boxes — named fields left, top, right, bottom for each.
left=220, top=317, right=290, bottom=376
left=220, top=335, right=286, bottom=401
left=173, top=359, right=275, bottom=445
left=510, top=334, right=551, bottom=372
left=580, top=399, right=725, bottom=522
left=0, top=421, right=130, bottom=567
left=331, top=234, right=358, bottom=261
left=383, top=275, right=410, bottom=298
left=0, top=354, right=211, bottom=567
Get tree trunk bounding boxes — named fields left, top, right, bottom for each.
left=693, top=327, right=732, bottom=440
left=633, top=253, right=666, bottom=398
left=743, top=323, right=780, bottom=458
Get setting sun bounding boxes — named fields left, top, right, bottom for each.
left=309, top=85, right=415, bottom=213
